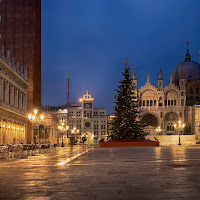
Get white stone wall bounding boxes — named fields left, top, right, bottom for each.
left=0, top=57, right=28, bottom=144
left=147, top=135, right=196, bottom=145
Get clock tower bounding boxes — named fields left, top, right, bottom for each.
left=80, top=91, right=94, bottom=143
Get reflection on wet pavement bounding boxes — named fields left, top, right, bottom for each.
left=0, top=145, right=200, bottom=199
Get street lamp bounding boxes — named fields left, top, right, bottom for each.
left=156, top=126, right=162, bottom=135
left=174, top=121, right=185, bottom=145
left=66, top=125, right=69, bottom=138
left=58, top=124, right=69, bottom=147
left=70, top=127, right=79, bottom=145
left=28, top=109, right=44, bottom=144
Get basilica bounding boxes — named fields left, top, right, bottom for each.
left=134, top=44, right=200, bottom=140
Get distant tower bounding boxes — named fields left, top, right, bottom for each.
left=0, top=0, right=41, bottom=144
left=132, top=66, right=137, bottom=89
left=80, top=91, right=94, bottom=142
left=158, top=68, right=163, bottom=91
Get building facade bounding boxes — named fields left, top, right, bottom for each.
left=0, top=53, right=28, bottom=144
left=38, top=114, right=59, bottom=145
left=42, top=91, right=107, bottom=144
left=134, top=46, right=200, bottom=140
left=0, top=0, right=41, bottom=143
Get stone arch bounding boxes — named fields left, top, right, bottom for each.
left=164, top=112, right=179, bottom=135
left=140, top=89, right=158, bottom=107
left=164, top=112, right=178, bottom=122
left=141, top=113, right=158, bottom=127
left=83, top=131, right=94, bottom=145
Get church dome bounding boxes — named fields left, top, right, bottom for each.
left=172, top=49, right=200, bottom=83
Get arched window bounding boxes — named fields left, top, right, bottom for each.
left=159, top=97, right=162, bottom=107
left=168, top=100, right=170, bottom=105
left=171, top=100, right=173, bottom=106
left=174, top=100, right=177, bottom=106
left=190, top=88, right=193, bottom=94
left=190, top=96, right=193, bottom=100
left=181, top=99, right=184, bottom=106
left=164, top=100, right=167, bottom=106
left=147, top=100, right=149, bottom=106
left=154, top=100, right=156, bottom=106
left=196, top=87, right=199, bottom=94
left=143, top=100, right=145, bottom=106
left=196, top=96, right=199, bottom=101
left=167, top=123, right=175, bottom=131
left=150, top=100, right=153, bottom=106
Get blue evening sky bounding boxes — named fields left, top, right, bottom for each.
left=41, top=0, right=200, bottom=114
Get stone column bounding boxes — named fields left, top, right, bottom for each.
left=0, top=120, right=2, bottom=144
left=5, top=81, right=9, bottom=104
left=24, top=93, right=27, bottom=112
left=14, top=87, right=18, bottom=108
left=0, top=77, right=2, bottom=101
left=10, top=85, right=14, bottom=106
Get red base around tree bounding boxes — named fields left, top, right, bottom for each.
left=100, top=139, right=159, bottom=147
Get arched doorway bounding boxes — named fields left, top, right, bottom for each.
left=164, top=112, right=178, bottom=135
left=83, top=131, right=94, bottom=145
left=141, top=113, right=158, bottom=135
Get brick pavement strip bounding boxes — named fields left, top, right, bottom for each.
left=0, top=146, right=200, bottom=199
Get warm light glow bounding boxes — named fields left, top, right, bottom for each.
left=34, top=109, right=38, bottom=115
left=178, top=120, right=181, bottom=124
left=156, top=126, right=161, bottom=133
left=8, top=125, right=10, bottom=129
left=66, top=126, right=69, bottom=130
left=3, top=124, right=5, bottom=127
left=61, top=122, right=64, bottom=126
left=73, top=127, right=76, bottom=130
left=40, top=114, right=44, bottom=121
left=32, top=115, right=36, bottom=120
left=63, top=109, right=68, bottom=113
left=71, top=130, right=74, bottom=133
left=21, top=128, right=23, bottom=131
left=79, top=98, right=83, bottom=102
left=77, top=129, right=79, bottom=133
left=13, top=127, right=15, bottom=129
left=17, top=127, right=19, bottom=130
left=182, top=124, right=185, bottom=128
left=174, top=124, right=177, bottom=128
left=28, top=114, right=32, bottom=120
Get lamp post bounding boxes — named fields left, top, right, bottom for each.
left=156, top=126, right=162, bottom=135
left=174, top=121, right=185, bottom=145
left=70, top=127, right=79, bottom=145
left=28, top=109, right=44, bottom=144
left=58, top=123, right=69, bottom=147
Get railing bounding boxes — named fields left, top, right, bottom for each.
left=0, top=143, right=51, bottom=159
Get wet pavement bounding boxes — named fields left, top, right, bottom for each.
left=0, top=145, right=200, bottom=200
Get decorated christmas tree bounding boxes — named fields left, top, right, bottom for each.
left=111, top=59, right=145, bottom=141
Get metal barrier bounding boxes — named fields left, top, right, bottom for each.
left=0, top=143, right=51, bottom=159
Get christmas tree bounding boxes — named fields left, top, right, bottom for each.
left=110, top=60, right=145, bottom=141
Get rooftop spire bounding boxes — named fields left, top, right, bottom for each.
left=132, top=66, right=136, bottom=80
left=185, top=38, right=191, bottom=61
left=147, top=75, right=149, bottom=83
left=158, top=68, right=163, bottom=80
left=124, top=56, right=129, bottom=68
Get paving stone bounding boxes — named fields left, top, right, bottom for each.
left=1, top=146, right=200, bottom=199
